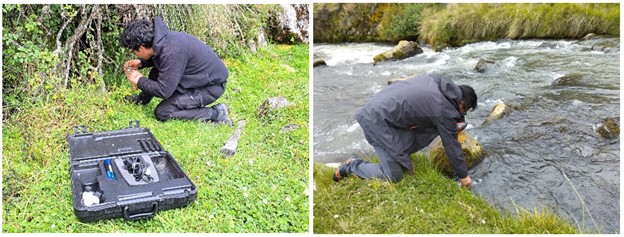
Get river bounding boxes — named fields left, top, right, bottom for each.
left=313, top=38, right=620, bottom=233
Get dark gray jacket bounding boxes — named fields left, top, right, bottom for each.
left=137, top=17, right=229, bottom=99
left=355, top=74, right=468, bottom=178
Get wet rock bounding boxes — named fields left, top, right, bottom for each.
left=595, top=117, right=619, bottom=139
left=582, top=33, right=602, bottom=40
left=537, top=42, right=558, bottom=49
left=591, top=40, right=619, bottom=53
left=430, top=131, right=485, bottom=177
left=313, top=59, right=327, bottom=67
left=257, top=96, right=292, bottom=118
left=373, top=40, right=423, bottom=65
left=482, top=103, right=510, bottom=126
left=551, top=73, right=584, bottom=86
left=387, top=78, right=404, bottom=85
left=387, top=74, right=418, bottom=85
left=474, top=58, right=495, bottom=73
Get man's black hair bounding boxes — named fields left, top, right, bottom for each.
left=119, top=19, right=154, bottom=51
left=458, top=85, right=478, bottom=111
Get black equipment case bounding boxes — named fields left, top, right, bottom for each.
left=67, top=121, right=197, bottom=222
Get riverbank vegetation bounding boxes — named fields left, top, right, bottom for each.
left=313, top=3, right=619, bottom=50
left=313, top=154, right=579, bottom=234
left=420, top=3, right=620, bottom=50
left=3, top=4, right=308, bottom=232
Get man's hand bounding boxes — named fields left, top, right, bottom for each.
left=125, top=70, right=143, bottom=85
left=457, top=122, right=467, bottom=132
left=460, top=176, right=473, bottom=187
left=123, top=59, right=141, bottom=71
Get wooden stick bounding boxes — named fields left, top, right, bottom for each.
left=220, top=120, right=246, bottom=158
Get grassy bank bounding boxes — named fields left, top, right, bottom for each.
left=313, top=3, right=619, bottom=49
left=313, top=153, right=578, bottom=234
left=419, top=3, right=620, bottom=50
left=2, top=44, right=309, bottom=233
left=313, top=3, right=442, bottom=43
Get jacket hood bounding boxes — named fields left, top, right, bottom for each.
left=438, top=76, right=462, bottom=112
left=152, top=16, right=169, bottom=56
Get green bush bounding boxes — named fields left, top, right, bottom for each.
left=378, top=4, right=442, bottom=42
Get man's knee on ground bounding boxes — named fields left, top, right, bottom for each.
left=386, top=171, right=404, bottom=183
left=154, top=107, right=173, bottom=121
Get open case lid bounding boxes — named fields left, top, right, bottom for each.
left=67, top=121, right=163, bottom=162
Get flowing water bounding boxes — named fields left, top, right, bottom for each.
left=313, top=39, right=620, bottom=233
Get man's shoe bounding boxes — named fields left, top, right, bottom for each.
left=124, top=94, right=151, bottom=105
left=332, top=156, right=361, bottom=182
left=212, top=103, right=233, bottom=127
left=125, top=95, right=140, bottom=105
left=333, top=165, right=348, bottom=182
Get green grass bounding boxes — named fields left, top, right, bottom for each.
left=2, top=44, right=309, bottom=233
left=313, top=153, right=578, bottom=234
left=419, top=3, right=620, bottom=50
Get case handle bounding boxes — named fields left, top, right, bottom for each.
left=128, top=120, right=141, bottom=128
left=73, top=125, right=87, bottom=134
left=123, top=202, right=158, bottom=220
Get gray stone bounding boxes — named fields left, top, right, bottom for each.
left=430, top=132, right=485, bottom=177
left=313, top=59, right=327, bottom=67
left=257, top=96, right=292, bottom=118
left=482, top=103, right=510, bottom=126
left=373, top=40, right=423, bottom=65
left=220, top=120, right=247, bottom=158
left=474, top=58, right=495, bottom=73
left=595, top=117, right=619, bottom=139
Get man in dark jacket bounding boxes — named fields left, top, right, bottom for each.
left=120, top=16, right=232, bottom=126
left=333, top=74, right=478, bottom=187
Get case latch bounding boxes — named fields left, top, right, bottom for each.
left=129, top=120, right=141, bottom=128
left=73, top=125, right=87, bottom=134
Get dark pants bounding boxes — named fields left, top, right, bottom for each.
left=140, top=68, right=226, bottom=122
left=345, top=146, right=405, bottom=183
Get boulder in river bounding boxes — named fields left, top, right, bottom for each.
left=551, top=73, right=584, bottom=87
left=582, top=33, right=602, bottom=41
left=595, top=117, right=619, bottom=139
left=537, top=42, right=558, bottom=49
left=474, top=58, right=495, bottom=73
left=313, top=59, right=327, bottom=67
left=387, top=74, right=418, bottom=85
left=430, top=131, right=485, bottom=177
left=373, top=40, right=423, bottom=65
left=590, top=40, right=619, bottom=53
left=482, top=103, right=510, bottom=126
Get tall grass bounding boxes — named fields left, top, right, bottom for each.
left=2, top=44, right=309, bottom=233
left=419, top=3, right=620, bottom=50
left=158, top=5, right=273, bottom=58
left=313, top=153, right=578, bottom=234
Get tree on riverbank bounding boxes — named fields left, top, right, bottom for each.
left=313, top=3, right=619, bottom=51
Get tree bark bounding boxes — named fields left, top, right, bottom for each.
left=63, top=5, right=97, bottom=88
left=94, top=6, right=105, bottom=92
